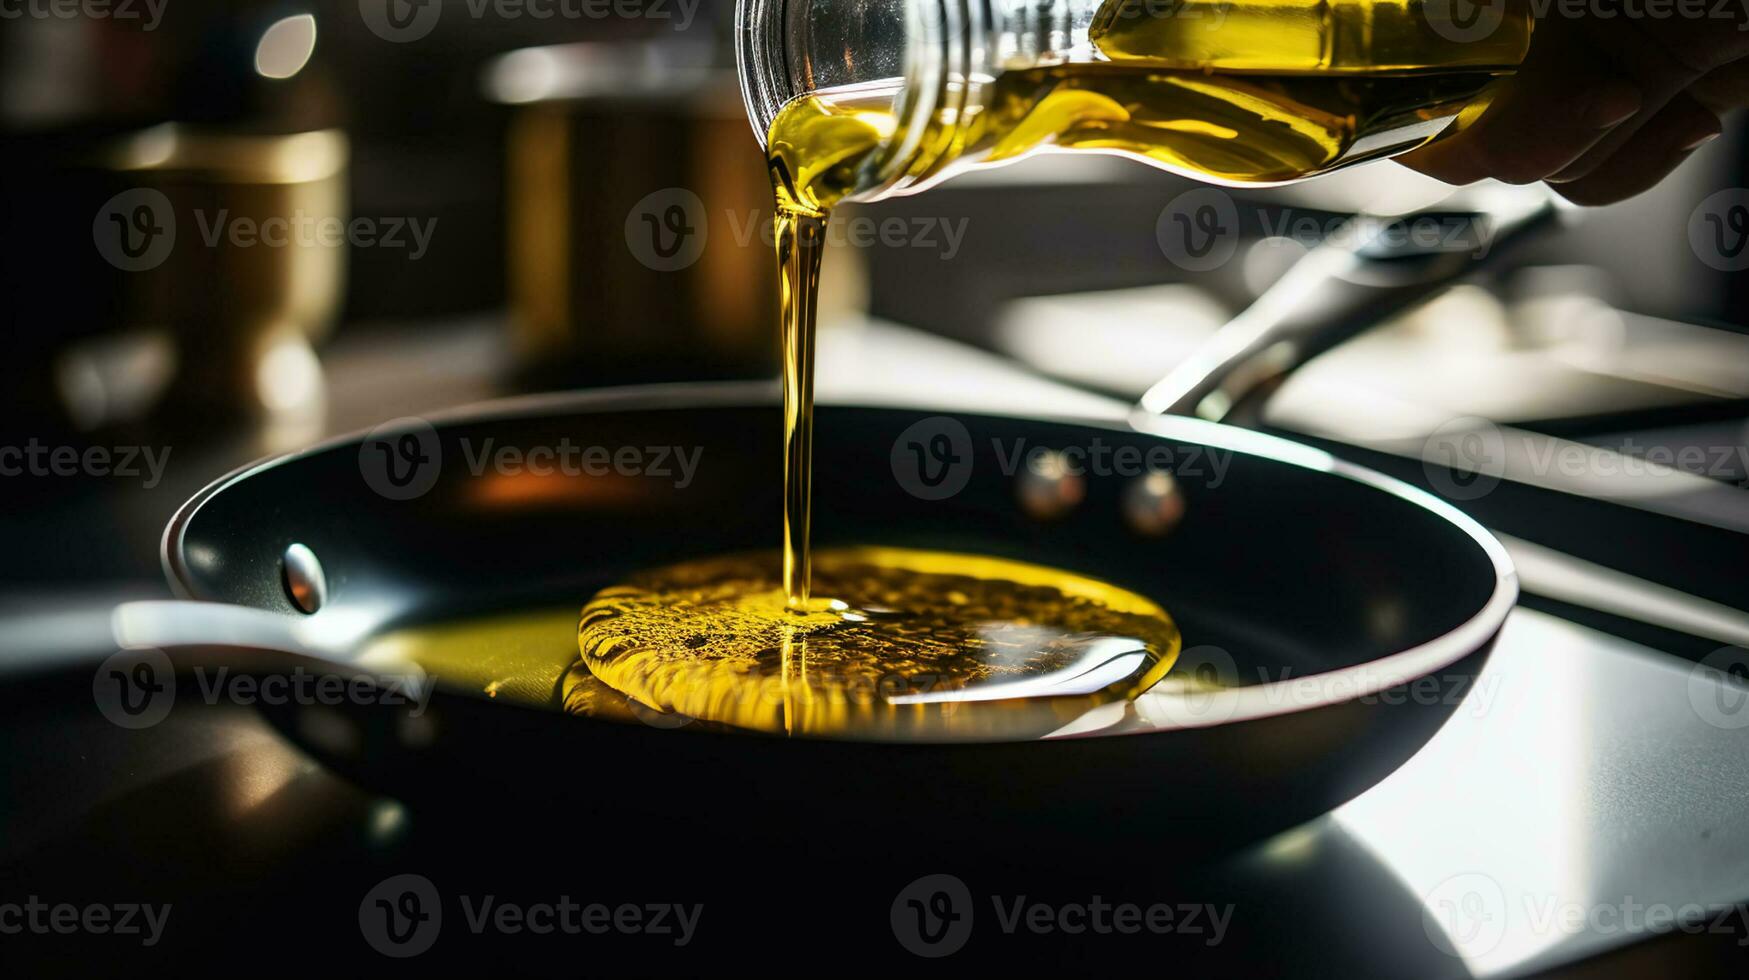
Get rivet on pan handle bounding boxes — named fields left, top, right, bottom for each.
left=282, top=543, right=328, bottom=614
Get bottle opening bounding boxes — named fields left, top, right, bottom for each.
left=735, top=0, right=916, bottom=152
left=735, top=0, right=789, bottom=148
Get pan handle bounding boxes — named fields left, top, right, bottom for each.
left=0, top=595, right=416, bottom=686
left=0, top=598, right=396, bottom=682
left=108, top=600, right=370, bottom=673
left=1134, top=187, right=1563, bottom=425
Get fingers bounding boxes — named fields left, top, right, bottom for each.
left=1397, top=27, right=1643, bottom=187
left=1399, top=9, right=1749, bottom=203
left=1689, top=60, right=1749, bottom=116
left=1539, top=18, right=1714, bottom=184
left=1549, top=92, right=1722, bottom=206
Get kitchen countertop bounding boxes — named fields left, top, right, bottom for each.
left=822, top=318, right=1749, bottom=975
left=2, top=317, right=1746, bottom=976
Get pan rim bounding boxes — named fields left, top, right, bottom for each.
left=1125, top=410, right=1517, bottom=731
left=161, top=380, right=1518, bottom=733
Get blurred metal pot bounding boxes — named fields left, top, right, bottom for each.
left=485, top=41, right=791, bottom=386
left=96, top=124, right=349, bottom=431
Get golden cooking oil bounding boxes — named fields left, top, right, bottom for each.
left=768, top=64, right=1509, bottom=197
left=765, top=0, right=1533, bottom=204
left=775, top=207, right=825, bottom=606
left=360, top=606, right=582, bottom=707
left=574, top=547, right=1181, bottom=739
left=572, top=167, right=1184, bottom=740
left=1088, top=0, right=1533, bottom=74
left=572, top=0, right=1531, bottom=738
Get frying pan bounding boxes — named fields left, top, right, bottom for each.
left=93, top=385, right=1512, bottom=852
left=97, top=195, right=1549, bottom=855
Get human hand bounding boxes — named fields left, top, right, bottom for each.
left=1401, top=1, right=1748, bottom=204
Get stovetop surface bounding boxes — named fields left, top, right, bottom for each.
left=3, top=320, right=1745, bottom=977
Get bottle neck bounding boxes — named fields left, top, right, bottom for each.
left=740, top=0, right=1535, bottom=200
left=734, top=0, right=794, bottom=151
left=743, top=0, right=1099, bottom=203
left=878, top=0, right=1104, bottom=200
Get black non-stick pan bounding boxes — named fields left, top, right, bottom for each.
left=110, top=194, right=1553, bottom=860
left=106, top=380, right=1514, bottom=855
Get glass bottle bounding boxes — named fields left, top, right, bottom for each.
left=737, top=0, right=1534, bottom=211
